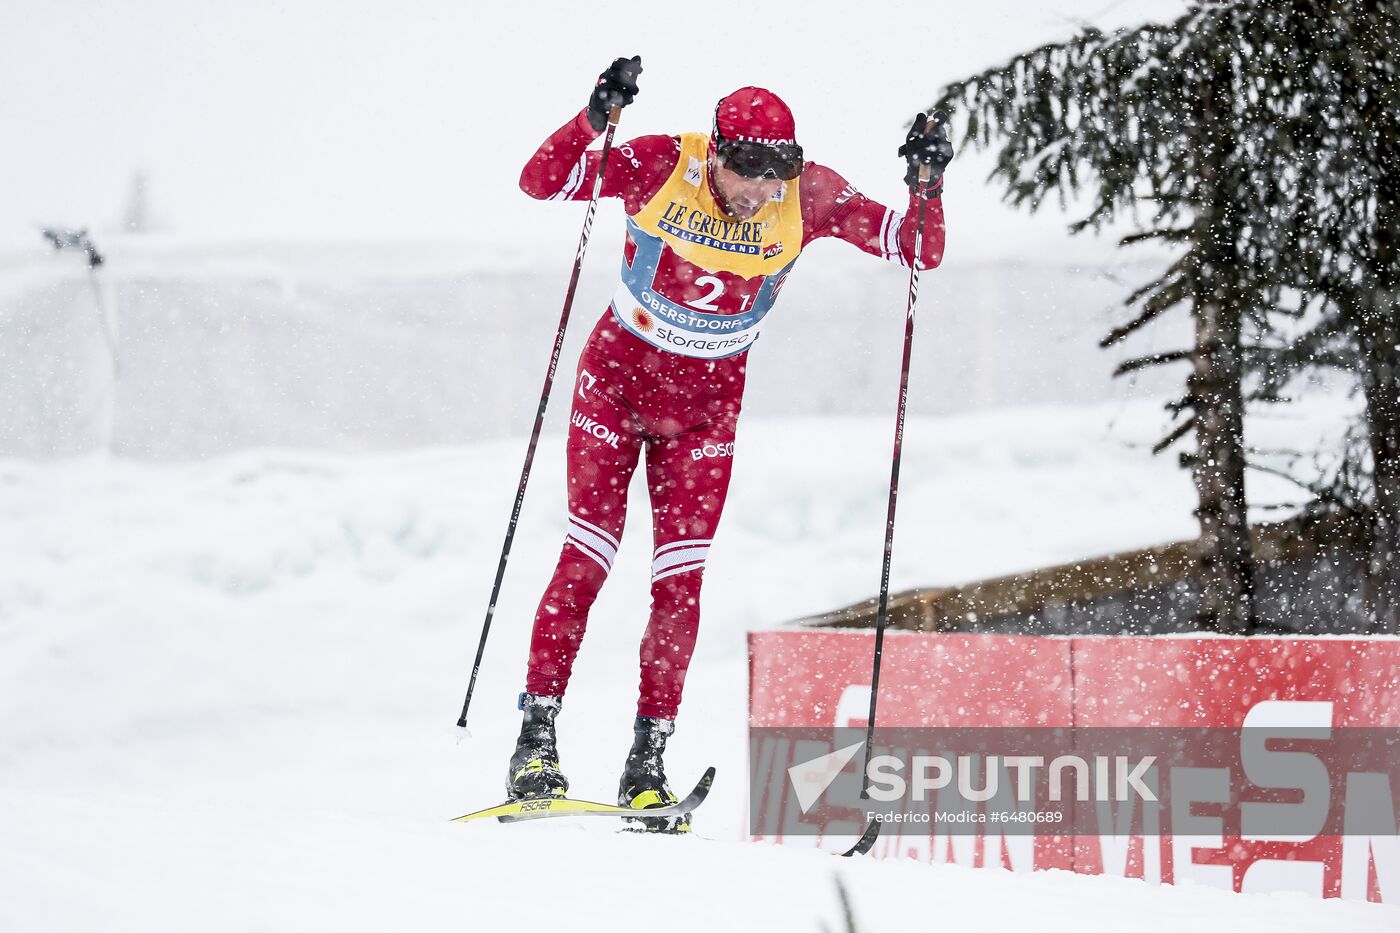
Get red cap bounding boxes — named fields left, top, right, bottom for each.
left=713, top=87, right=797, bottom=146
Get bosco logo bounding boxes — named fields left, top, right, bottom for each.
left=691, top=442, right=735, bottom=461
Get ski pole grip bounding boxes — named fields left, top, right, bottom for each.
left=917, top=110, right=947, bottom=185
left=608, top=105, right=622, bottom=126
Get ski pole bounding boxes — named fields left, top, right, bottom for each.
left=843, top=112, right=945, bottom=857
left=43, top=228, right=119, bottom=449
left=41, top=228, right=114, bottom=362
left=454, top=103, right=627, bottom=732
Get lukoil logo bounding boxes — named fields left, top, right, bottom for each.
left=571, top=412, right=619, bottom=449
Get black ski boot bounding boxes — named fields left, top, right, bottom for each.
left=505, top=693, right=569, bottom=801
left=617, top=716, right=690, bottom=833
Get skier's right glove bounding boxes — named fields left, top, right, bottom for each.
left=586, top=56, right=643, bottom=133
left=898, top=110, right=953, bottom=193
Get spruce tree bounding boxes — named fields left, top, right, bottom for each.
left=929, top=1, right=1398, bottom=632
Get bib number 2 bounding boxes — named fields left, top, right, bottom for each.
left=688, top=276, right=755, bottom=313
left=689, top=275, right=725, bottom=311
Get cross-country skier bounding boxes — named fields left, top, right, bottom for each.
left=507, top=56, right=953, bottom=831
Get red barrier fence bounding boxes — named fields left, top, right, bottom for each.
left=748, top=631, right=1400, bottom=904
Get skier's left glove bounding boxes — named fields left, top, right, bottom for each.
left=898, top=111, right=953, bottom=193
left=586, top=55, right=643, bottom=133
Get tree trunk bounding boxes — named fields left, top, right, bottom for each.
left=1357, top=294, right=1400, bottom=633
left=1358, top=146, right=1400, bottom=633
left=1356, top=18, right=1400, bottom=630
left=1188, top=54, right=1256, bottom=635
left=1190, top=289, right=1256, bottom=633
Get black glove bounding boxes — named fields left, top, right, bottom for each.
left=897, top=111, right=953, bottom=192
left=586, top=56, right=643, bottom=133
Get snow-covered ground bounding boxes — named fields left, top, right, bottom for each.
left=2, top=398, right=1391, bottom=931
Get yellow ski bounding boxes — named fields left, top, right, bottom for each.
left=452, top=767, right=715, bottom=825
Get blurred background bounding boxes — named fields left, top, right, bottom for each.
left=0, top=0, right=1190, bottom=458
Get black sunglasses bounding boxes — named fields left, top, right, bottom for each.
left=715, top=137, right=805, bottom=181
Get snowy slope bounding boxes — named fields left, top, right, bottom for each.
left=2, top=400, right=1391, bottom=931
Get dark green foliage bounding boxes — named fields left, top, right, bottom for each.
left=926, top=1, right=1400, bottom=631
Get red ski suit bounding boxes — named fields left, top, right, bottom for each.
left=520, top=107, right=945, bottom=720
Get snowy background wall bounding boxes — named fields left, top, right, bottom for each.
left=0, top=245, right=1178, bottom=457
left=0, top=0, right=1199, bottom=459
